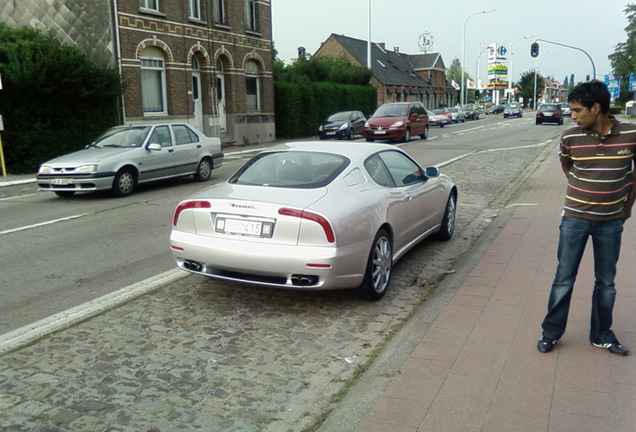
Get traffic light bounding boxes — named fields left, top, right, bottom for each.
left=530, top=42, right=539, bottom=58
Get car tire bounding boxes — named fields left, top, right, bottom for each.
left=111, top=168, right=136, bottom=197
left=421, top=125, right=429, bottom=140
left=434, top=193, right=457, bottom=241
left=402, top=128, right=410, bottom=142
left=194, top=158, right=212, bottom=182
left=365, top=138, right=374, bottom=142
left=440, top=124, right=445, bottom=128
left=559, top=118, right=563, bottom=125
left=347, top=128, right=354, bottom=140
left=536, top=120, right=541, bottom=125
left=54, top=191, right=76, bottom=198
left=355, top=229, right=392, bottom=301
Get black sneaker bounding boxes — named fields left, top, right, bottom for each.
left=591, top=341, right=629, bottom=356
left=537, top=337, right=558, bottom=353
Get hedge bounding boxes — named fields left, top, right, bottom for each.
left=274, top=81, right=377, bottom=138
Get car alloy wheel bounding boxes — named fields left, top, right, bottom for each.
left=194, top=158, right=212, bottom=181
left=356, top=229, right=392, bottom=301
left=434, top=194, right=456, bottom=241
left=403, top=128, right=410, bottom=142
left=421, top=125, right=429, bottom=140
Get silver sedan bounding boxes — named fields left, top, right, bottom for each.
left=37, top=123, right=223, bottom=197
left=170, top=142, right=457, bottom=300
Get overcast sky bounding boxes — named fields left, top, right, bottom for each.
left=271, top=0, right=629, bottom=85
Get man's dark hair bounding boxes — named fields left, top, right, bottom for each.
left=568, top=80, right=611, bottom=114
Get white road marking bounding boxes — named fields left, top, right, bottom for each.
left=0, top=213, right=90, bottom=235
left=0, top=269, right=187, bottom=355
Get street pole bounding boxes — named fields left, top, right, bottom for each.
left=367, top=0, right=371, bottom=68
left=461, top=9, right=495, bottom=106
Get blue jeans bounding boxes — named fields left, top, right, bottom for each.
left=541, top=216, right=623, bottom=344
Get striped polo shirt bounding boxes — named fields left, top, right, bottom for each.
left=559, top=117, right=636, bottom=221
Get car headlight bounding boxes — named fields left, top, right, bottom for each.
left=338, top=122, right=349, bottom=130
left=364, top=121, right=369, bottom=127
left=318, top=125, right=323, bottom=131
left=38, top=165, right=53, bottom=174
left=391, top=121, right=404, bottom=128
left=75, top=164, right=98, bottom=173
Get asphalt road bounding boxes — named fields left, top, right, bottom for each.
left=0, top=114, right=566, bottom=334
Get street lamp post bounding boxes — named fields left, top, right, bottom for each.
left=533, top=50, right=555, bottom=109
left=508, top=35, right=533, bottom=99
left=461, top=8, right=495, bottom=106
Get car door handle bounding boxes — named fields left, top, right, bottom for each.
left=197, top=144, right=202, bottom=148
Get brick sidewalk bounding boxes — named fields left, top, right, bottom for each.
left=351, top=154, right=636, bottom=432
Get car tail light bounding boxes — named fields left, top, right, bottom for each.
left=278, top=207, right=335, bottom=243
left=173, top=200, right=211, bottom=226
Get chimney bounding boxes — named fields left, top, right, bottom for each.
left=394, top=47, right=400, bottom=54
left=378, top=42, right=385, bottom=50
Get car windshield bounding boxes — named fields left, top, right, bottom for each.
left=229, top=151, right=350, bottom=188
left=507, top=103, right=520, bottom=108
left=93, top=126, right=151, bottom=148
left=540, top=104, right=559, bottom=110
left=327, top=112, right=352, bottom=122
left=432, top=108, right=447, bottom=114
left=449, top=108, right=459, bottom=113
left=373, top=104, right=408, bottom=117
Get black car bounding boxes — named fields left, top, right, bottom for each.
left=462, top=105, right=480, bottom=120
left=486, top=105, right=505, bottom=114
left=536, top=103, right=563, bottom=125
left=318, top=110, right=367, bottom=140
left=503, top=103, right=523, bottom=118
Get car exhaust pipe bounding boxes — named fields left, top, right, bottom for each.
left=183, top=260, right=203, bottom=272
left=291, top=275, right=318, bottom=286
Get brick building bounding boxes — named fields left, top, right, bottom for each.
left=0, top=0, right=275, bottom=144
left=313, top=34, right=454, bottom=109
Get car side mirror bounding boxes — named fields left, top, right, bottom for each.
left=147, top=143, right=162, bottom=151
left=425, top=167, right=440, bottom=178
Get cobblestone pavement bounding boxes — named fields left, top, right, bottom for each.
left=0, top=142, right=555, bottom=432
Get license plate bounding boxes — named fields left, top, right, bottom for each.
left=374, top=130, right=386, bottom=135
left=215, top=216, right=274, bottom=238
left=326, top=132, right=336, bottom=135
left=51, top=178, right=70, bottom=185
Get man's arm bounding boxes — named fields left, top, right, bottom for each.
left=622, top=166, right=636, bottom=222
left=560, top=158, right=572, bottom=177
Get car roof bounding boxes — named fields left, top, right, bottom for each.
left=265, top=141, right=402, bottom=160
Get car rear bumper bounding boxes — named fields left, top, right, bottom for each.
left=170, top=230, right=369, bottom=290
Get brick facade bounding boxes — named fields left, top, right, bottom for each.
left=2, top=0, right=276, bottom=144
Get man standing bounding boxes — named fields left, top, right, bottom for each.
left=538, top=80, right=636, bottom=356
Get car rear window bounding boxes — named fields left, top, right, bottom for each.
left=229, top=151, right=350, bottom=188
left=540, top=104, right=559, bottom=110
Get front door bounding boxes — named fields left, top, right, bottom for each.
left=191, top=57, right=203, bottom=131
left=217, top=73, right=227, bottom=132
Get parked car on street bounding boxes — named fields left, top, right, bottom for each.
left=318, top=110, right=367, bottom=140
left=536, top=103, right=564, bottom=125
left=170, top=141, right=457, bottom=300
left=426, top=108, right=451, bottom=127
left=486, top=105, right=505, bottom=114
left=462, top=105, right=480, bottom=120
left=363, top=102, right=429, bottom=142
left=37, top=123, right=223, bottom=197
left=503, top=102, right=523, bottom=118
left=448, top=107, right=466, bottom=123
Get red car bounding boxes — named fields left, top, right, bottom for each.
left=364, top=102, right=429, bottom=142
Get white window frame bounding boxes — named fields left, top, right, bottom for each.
left=188, top=0, right=201, bottom=20
left=140, top=48, right=167, bottom=115
left=139, top=0, right=159, bottom=11
left=244, top=0, right=258, bottom=32
left=213, top=0, right=226, bottom=24
left=245, top=60, right=260, bottom=112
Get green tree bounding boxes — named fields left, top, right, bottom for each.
left=609, top=4, right=636, bottom=105
left=445, top=57, right=474, bottom=103
left=0, top=23, right=123, bottom=173
left=517, top=70, right=545, bottom=108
